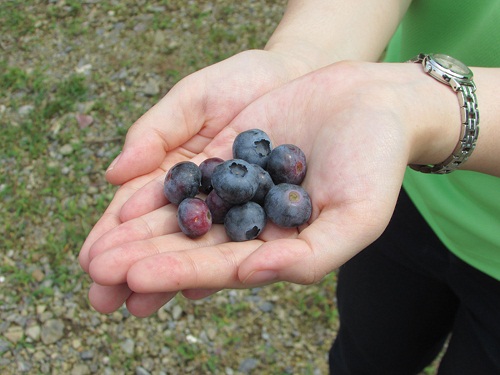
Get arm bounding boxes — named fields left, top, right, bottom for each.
left=266, top=0, right=412, bottom=66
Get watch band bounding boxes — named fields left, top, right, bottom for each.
left=408, top=54, right=480, bottom=174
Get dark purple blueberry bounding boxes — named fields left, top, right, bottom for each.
left=206, top=189, right=234, bottom=224
left=211, top=159, right=259, bottom=205
left=232, top=129, right=273, bottom=168
left=266, top=144, right=307, bottom=185
left=264, top=183, right=312, bottom=228
left=251, top=164, right=275, bottom=205
left=224, top=202, right=267, bottom=242
left=199, top=157, right=224, bottom=194
left=177, top=198, right=212, bottom=238
left=164, top=161, right=202, bottom=205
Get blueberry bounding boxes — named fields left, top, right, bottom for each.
left=164, top=161, right=201, bottom=205
left=199, top=157, right=224, bottom=194
left=211, top=159, right=259, bottom=205
left=266, top=144, right=307, bottom=185
left=206, top=189, right=234, bottom=224
left=251, top=164, right=274, bottom=205
left=264, top=183, right=312, bottom=227
left=177, top=197, right=212, bottom=238
left=232, top=129, right=273, bottom=168
left=224, top=201, right=267, bottom=242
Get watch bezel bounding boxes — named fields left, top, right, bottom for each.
left=424, top=53, right=473, bottom=86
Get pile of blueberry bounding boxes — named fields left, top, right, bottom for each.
left=163, top=129, right=312, bottom=241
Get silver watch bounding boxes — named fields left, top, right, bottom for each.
left=408, top=53, right=479, bottom=174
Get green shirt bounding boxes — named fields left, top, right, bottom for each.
left=385, top=0, right=500, bottom=280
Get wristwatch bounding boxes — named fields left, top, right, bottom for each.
left=408, top=53, right=479, bottom=174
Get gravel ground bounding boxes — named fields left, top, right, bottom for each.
left=1, top=1, right=340, bottom=374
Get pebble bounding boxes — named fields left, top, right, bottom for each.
left=121, top=338, right=135, bottom=355
left=141, top=78, right=160, bottom=96
left=71, top=364, right=90, bottom=375
left=135, top=366, right=151, bottom=375
left=18, top=105, right=34, bottom=116
left=41, top=319, right=65, bottom=345
left=60, top=144, right=74, bottom=156
left=5, top=325, right=23, bottom=343
left=25, top=324, right=41, bottom=341
left=238, top=358, right=259, bottom=374
left=80, top=350, right=94, bottom=360
left=171, top=305, right=183, bottom=320
left=258, top=301, right=274, bottom=313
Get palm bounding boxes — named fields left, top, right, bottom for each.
left=81, top=61, right=412, bottom=317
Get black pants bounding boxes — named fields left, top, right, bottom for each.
left=329, top=189, right=500, bottom=375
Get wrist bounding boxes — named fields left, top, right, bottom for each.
left=407, top=54, right=479, bottom=174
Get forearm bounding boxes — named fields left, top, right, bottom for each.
left=265, top=0, right=412, bottom=70
left=459, top=67, right=500, bottom=176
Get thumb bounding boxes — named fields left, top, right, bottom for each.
left=238, top=213, right=384, bottom=286
left=105, top=88, right=201, bottom=185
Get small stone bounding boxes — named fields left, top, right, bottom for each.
left=238, top=358, right=259, bottom=374
left=5, top=325, right=24, bottom=343
left=41, top=319, right=65, bottom=345
left=258, top=301, right=274, bottom=313
left=172, top=305, right=183, bottom=320
left=18, top=105, right=34, bottom=116
left=72, top=338, right=82, bottom=349
left=60, top=144, right=74, bottom=156
left=36, top=305, right=47, bottom=315
left=25, top=324, right=41, bottom=341
left=17, top=360, right=32, bottom=373
left=80, top=350, right=94, bottom=360
left=0, top=339, right=11, bottom=353
left=71, top=364, right=90, bottom=375
left=206, top=327, right=217, bottom=341
left=142, top=78, right=160, bottom=96
left=121, top=338, right=135, bottom=355
left=157, top=307, right=169, bottom=322
left=76, top=113, right=94, bottom=128
left=31, top=268, right=45, bottom=282
left=135, top=366, right=151, bottom=375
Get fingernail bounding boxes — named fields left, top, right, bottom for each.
left=243, top=270, right=278, bottom=285
left=106, top=152, right=122, bottom=172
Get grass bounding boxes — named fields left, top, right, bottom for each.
left=0, top=1, right=443, bottom=374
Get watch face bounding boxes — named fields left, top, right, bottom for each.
left=432, top=53, right=471, bottom=76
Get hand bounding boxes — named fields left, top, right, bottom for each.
left=84, top=61, right=456, bottom=317
left=78, top=49, right=314, bottom=316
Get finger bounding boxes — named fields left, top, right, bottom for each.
left=181, top=289, right=221, bottom=300
left=88, top=283, right=133, bottom=314
left=238, top=205, right=392, bottom=286
left=79, top=173, right=159, bottom=272
left=105, top=84, right=201, bottom=185
left=125, top=291, right=177, bottom=318
left=88, top=224, right=231, bottom=286
left=126, top=241, right=263, bottom=293
left=88, top=217, right=296, bottom=287
left=88, top=204, right=179, bottom=263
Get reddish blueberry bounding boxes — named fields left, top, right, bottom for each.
left=266, top=144, right=307, bottom=185
left=177, top=198, right=212, bottom=238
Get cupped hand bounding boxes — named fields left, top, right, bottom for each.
left=85, top=61, right=443, bottom=316
left=78, top=49, right=314, bottom=315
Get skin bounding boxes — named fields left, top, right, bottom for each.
left=79, top=0, right=500, bottom=317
